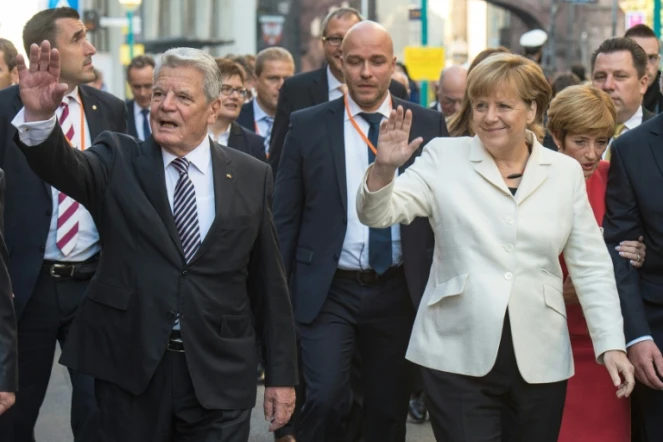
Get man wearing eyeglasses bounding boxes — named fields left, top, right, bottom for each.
left=236, top=48, right=294, bottom=158
left=432, top=65, right=467, bottom=121
left=267, top=7, right=408, bottom=179
left=625, top=24, right=663, bottom=114
left=210, top=59, right=266, bottom=161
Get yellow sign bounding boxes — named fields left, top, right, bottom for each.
left=403, top=47, right=445, bottom=82
left=120, top=44, right=145, bottom=65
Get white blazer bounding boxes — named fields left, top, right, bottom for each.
left=356, top=133, right=626, bottom=383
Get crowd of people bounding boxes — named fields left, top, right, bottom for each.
left=0, top=5, right=661, bottom=442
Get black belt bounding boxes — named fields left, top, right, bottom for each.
left=41, top=256, right=99, bottom=280
left=334, top=265, right=403, bottom=286
left=167, top=330, right=185, bottom=353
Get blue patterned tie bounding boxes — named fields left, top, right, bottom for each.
left=141, top=108, right=151, bottom=140
left=263, top=116, right=274, bottom=154
left=171, top=158, right=200, bottom=262
left=358, top=112, right=392, bottom=275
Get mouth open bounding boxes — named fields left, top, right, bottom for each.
left=159, top=120, right=178, bottom=129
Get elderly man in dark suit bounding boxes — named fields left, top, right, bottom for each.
left=604, top=114, right=663, bottom=442
left=0, top=168, right=17, bottom=418
left=267, top=7, right=408, bottom=179
left=274, top=21, right=446, bottom=442
left=12, top=41, right=297, bottom=442
left=0, top=7, right=126, bottom=441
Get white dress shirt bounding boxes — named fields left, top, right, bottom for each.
left=12, top=89, right=100, bottom=263
left=327, top=66, right=345, bottom=101
left=603, top=105, right=643, bottom=159
left=133, top=100, right=150, bottom=141
left=162, top=137, right=216, bottom=242
left=209, top=125, right=231, bottom=147
left=339, top=93, right=401, bottom=270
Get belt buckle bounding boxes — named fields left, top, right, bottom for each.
left=167, top=338, right=185, bottom=353
left=49, top=263, right=75, bottom=278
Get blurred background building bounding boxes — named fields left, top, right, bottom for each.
left=0, top=0, right=643, bottom=98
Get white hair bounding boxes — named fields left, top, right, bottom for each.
left=154, top=47, right=221, bottom=102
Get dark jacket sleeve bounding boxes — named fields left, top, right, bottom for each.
left=272, top=114, right=305, bottom=277
left=15, top=125, right=117, bottom=217
left=0, top=169, right=17, bottom=392
left=247, top=164, right=298, bottom=387
left=603, top=138, right=650, bottom=342
left=268, top=79, right=295, bottom=180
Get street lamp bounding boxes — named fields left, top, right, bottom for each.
left=118, top=0, right=142, bottom=60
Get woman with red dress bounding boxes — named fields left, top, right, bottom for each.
left=547, top=84, right=647, bottom=442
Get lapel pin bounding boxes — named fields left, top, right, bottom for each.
left=226, top=173, right=232, bottom=179
left=92, top=105, right=98, bottom=110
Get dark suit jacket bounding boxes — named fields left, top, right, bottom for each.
left=227, top=121, right=266, bottom=162
left=273, top=96, right=446, bottom=324
left=0, top=84, right=127, bottom=319
left=236, top=101, right=256, bottom=134
left=604, top=113, right=663, bottom=344
left=16, top=126, right=297, bottom=409
left=267, top=67, right=408, bottom=178
left=126, top=98, right=139, bottom=139
left=0, top=168, right=17, bottom=393
left=643, top=106, right=656, bottom=123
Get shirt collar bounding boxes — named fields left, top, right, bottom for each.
left=624, top=106, right=643, bottom=130
left=64, top=86, right=80, bottom=105
left=208, top=124, right=231, bottom=142
left=327, top=65, right=344, bottom=93
left=161, top=135, right=212, bottom=175
left=344, top=92, right=393, bottom=122
left=134, top=99, right=149, bottom=115
left=252, top=98, right=272, bottom=122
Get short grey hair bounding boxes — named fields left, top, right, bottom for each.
left=321, top=7, right=363, bottom=37
left=155, top=48, right=221, bottom=103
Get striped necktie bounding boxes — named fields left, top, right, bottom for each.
left=56, top=98, right=80, bottom=256
left=171, top=158, right=201, bottom=262
left=263, top=116, right=274, bottom=154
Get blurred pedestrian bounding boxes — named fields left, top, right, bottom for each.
left=624, top=24, right=662, bottom=114
left=125, top=55, right=155, bottom=140
left=0, top=39, right=19, bottom=89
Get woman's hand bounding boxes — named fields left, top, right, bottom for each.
left=615, top=236, right=646, bottom=268
left=367, top=106, right=423, bottom=192
left=562, top=275, right=578, bottom=305
left=603, top=350, right=636, bottom=398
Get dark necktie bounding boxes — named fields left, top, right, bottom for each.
left=171, top=158, right=201, bottom=262
left=141, top=108, right=151, bottom=140
left=358, top=112, right=392, bottom=275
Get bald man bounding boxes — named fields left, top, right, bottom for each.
left=273, top=21, right=447, bottom=442
left=434, top=65, right=467, bottom=119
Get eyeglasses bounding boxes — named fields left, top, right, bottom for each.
left=220, top=85, right=248, bottom=98
left=322, top=36, right=343, bottom=47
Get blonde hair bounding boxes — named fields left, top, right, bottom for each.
left=254, top=47, right=294, bottom=77
left=447, top=47, right=511, bottom=137
left=547, top=85, right=616, bottom=143
left=463, top=53, right=551, bottom=141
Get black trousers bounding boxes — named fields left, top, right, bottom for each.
left=422, top=313, right=567, bottom=442
left=95, top=349, right=251, bottom=442
left=0, top=270, right=96, bottom=442
left=296, top=267, right=415, bottom=442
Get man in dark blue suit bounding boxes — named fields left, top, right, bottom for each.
left=125, top=55, right=155, bottom=141
left=236, top=47, right=294, bottom=159
left=209, top=59, right=266, bottom=161
left=274, top=21, right=446, bottom=442
left=604, top=114, right=663, bottom=442
left=0, top=8, right=126, bottom=441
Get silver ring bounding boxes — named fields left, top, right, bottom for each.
left=637, top=254, right=641, bottom=262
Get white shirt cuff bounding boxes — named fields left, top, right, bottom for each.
left=626, top=335, right=653, bottom=348
left=11, top=108, right=57, bottom=146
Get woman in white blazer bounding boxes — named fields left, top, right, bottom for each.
left=355, top=54, right=635, bottom=442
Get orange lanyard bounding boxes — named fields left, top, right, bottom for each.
left=62, top=91, right=86, bottom=151
left=344, top=93, right=391, bottom=156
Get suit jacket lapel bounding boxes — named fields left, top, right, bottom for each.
left=189, top=142, right=235, bottom=264
left=469, top=136, right=511, bottom=196
left=79, top=86, right=103, bottom=140
left=514, top=141, right=551, bottom=204
left=227, top=122, right=244, bottom=149
left=326, top=100, right=348, bottom=212
left=133, top=139, right=184, bottom=257
left=311, top=67, right=330, bottom=105
left=649, top=125, right=663, bottom=178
